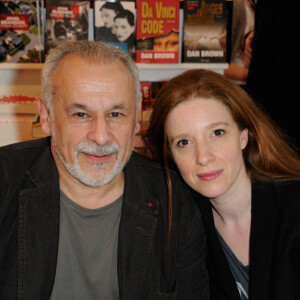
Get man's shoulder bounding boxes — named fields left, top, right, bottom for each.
left=0, top=137, right=50, bottom=151
left=0, top=137, right=51, bottom=168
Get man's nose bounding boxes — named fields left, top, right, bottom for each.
left=87, top=117, right=112, bottom=145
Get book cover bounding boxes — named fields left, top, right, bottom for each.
left=136, top=0, right=180, bottom=63
left=183, top=0, right=230, bottom=63
left=0, top=0, right=44, bottom=63
left=94, top=1, right=136, bottom=59
left=45, top=0, right=89, bottom=53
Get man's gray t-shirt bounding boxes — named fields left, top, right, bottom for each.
left=50, top=191, right=122, bottom=300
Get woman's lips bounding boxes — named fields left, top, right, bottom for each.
left=197, top=170, right=223, bottom=181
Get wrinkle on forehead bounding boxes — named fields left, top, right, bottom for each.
left=52, top=55, right=134, bottom=99
left=54, top=53, right=132, bottom=81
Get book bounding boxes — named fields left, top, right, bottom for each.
left=32, top=117, right=49, bottom=138
left=135, top=80, right=166, bottom=155
left=0, top=0, right=44, bottom=63
left=136, top=0, right=180, bottom=63
left=0, top=95, right=38, bottom=146
left=0, top=95, right=38, bottom=114
left=94, top=1, right=136, bottom=59
left=45, top=0, right=89, bottom=53
left=182, top=0, right=231, bottom=63
left=140, top=80, right=166, bottom=125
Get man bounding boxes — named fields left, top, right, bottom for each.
left=0, top=41, right=209, bottom=299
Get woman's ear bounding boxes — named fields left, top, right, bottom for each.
left=240, top=128, right=249, bottom=150
left=37, top=98, right=51, bottom=135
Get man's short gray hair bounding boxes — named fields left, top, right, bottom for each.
left=41, top=40, right=140, bottom=115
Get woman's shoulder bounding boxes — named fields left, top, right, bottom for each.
left=252, top=179, right=300, bottom=209
left=254, top=179, right=300, bottom=194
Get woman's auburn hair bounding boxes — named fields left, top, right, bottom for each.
left=142, top=69, right=300, bottom=183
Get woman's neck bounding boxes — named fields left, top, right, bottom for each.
left=211, top=174, right=252, bottom=266
left=210, top=172, right=252, bottom=224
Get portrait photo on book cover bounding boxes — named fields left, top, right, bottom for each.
left=94, top=1, right=136, bottom=58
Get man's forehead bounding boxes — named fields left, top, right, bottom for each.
left=53, top=54, right=133, bottom=86
left=54, top=53, right=128, bottom=75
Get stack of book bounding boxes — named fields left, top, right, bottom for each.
left=0, top=95, right=38, bottom=146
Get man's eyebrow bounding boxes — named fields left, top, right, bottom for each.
left=64, top=103, right=88, bottom=113
left=64, top=103, right=129, bottom=113
left=111, top=104, right=127, bottom=110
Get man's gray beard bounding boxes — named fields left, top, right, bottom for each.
left=52, top=138, right=129, bottom=188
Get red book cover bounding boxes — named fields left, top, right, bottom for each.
left=136, top=0, right=180, bottom=63
left=140, top=80, right=167, bottom=125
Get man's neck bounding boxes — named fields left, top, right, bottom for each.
left=59, top=171, right=125, bottom=209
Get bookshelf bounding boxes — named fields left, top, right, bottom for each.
left=0, top=65, right=42, bottom=97
left=0, top=62, right=227, bottom=147
left=137, top=63, right=227, bottom=80
left=0, top=62, right=227, bottom=95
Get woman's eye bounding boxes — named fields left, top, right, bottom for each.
left=213, top=129, right=225, bottom=137
left=176, top=139, right=190, bottom=147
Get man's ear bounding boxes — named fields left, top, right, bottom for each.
left=135, top=96, right=142, bottom=135
left=37, top=98, right=51, bottom=135
left=135, top=121, right=141, bottom=134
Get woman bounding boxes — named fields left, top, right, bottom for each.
left=142, top=69, right=300, bottom=299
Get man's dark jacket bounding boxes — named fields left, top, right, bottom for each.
left=194, top=180, right=300, bottom=300
left=0, top=137, right=209, bottom=300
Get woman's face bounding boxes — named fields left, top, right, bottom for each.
left=114, top=18, right=134, bottom=42
left=166, top=98, right=249, bottom=201
left=101, top=8, right=117, bottom=28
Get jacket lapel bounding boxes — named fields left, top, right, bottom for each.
left=18, top=145, right=60, bottom=299
left=118, top=156, right=159, bottom=300
left=194, top=193, right=241, bottom=300
left=249, top=180, right=277, bottom=299
left=195, top=181, right=278, bottom=299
